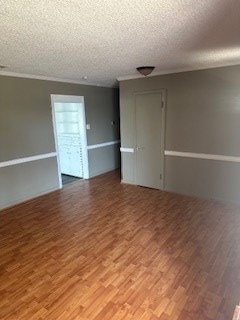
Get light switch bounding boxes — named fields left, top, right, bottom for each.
left=86, top=124, right=91, bottom=130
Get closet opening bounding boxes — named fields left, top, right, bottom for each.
left=51, top=95, right=89, bottom=188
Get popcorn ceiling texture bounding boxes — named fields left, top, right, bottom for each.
left=0, top=0, right=240, bottom=87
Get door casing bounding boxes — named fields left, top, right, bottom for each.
left=50, top=94, right=89, bottom=189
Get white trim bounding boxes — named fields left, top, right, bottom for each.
left=165, top=150, right=240, bottom=163
left=0, top=70, right=109, bottom=87
left=87, top=140, right=120, bottom=150
left=51, top=94, right=84, bottom=103
left=117, top=62, right=240, bottom=82
left=0, top=153, right=57, bottom=168
left=81, top=97, right=90, bottom=179
left=51, top=97, right=63, bottom=188
left=120, top=147, right=134, bottom=153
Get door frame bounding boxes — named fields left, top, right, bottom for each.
left=50, top=94, right=89, bottom=189
left=134, top=89, right=166, bottom=190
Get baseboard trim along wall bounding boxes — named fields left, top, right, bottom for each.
left=87, top=140, right=120, bottom=150
left=0, top=186, right=59, bottom=212
left=165, top=150, right=240, bottom=163
left=0, top=152, right=57, bottom=168
left=89, top=166, right=119, bottom=178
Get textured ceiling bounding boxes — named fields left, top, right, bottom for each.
left=0, top=0, right=240, bottom=87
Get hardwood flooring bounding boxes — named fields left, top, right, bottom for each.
left=1, top=170, right=240, bottom=320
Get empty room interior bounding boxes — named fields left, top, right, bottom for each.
left=1, top=1, right=240, bottom=319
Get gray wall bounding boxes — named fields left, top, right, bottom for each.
left=0, top=75, right=119, bottom=210
left=120, top=65, right=240, bottom=203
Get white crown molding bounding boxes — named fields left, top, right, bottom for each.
left=117, top=62, right=240, bottom=82
left=2, top=62, right=240, bottom=86
left=0, top=70, right=110, bottom=87
left=165, top=150, right=240, bottom=163
left=117, top=67, right=200, bottom=81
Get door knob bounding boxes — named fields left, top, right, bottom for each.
left=137, top=146, right=144, bottom=151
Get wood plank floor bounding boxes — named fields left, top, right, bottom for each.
left=1, top=170, right=240, bottom=320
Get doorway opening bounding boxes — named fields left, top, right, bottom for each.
left=51, top=95, right=89, bottom=188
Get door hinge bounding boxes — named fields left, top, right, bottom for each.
left=161, top=101, right=164, bottom=108
left=160, top=174, right=162, bottom=180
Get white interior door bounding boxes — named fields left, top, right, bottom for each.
left=135, top=92, right=164, bottom=189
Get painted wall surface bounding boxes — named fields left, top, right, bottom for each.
left=119, top=65, right=240, bottom=203
left=0, top=158, right=59, bottom=208
left=88, top=144, right=120, bottom=178
left=0, top=75, right=119, bottom=209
